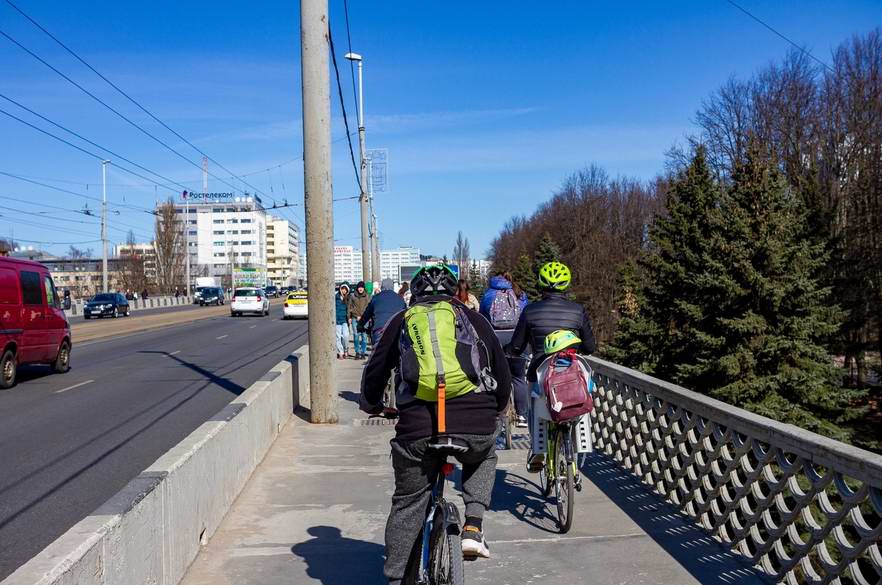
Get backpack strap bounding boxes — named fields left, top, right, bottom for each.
left=426, top=309, right=447, bottom=433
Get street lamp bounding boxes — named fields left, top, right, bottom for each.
left=345, top=51, right=372, bottom=283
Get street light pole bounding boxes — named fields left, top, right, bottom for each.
left=345, top=52, right=371, bottom=284
left=302, top=0, right=337, bottom=423
left=101, top=160, right=109, bottom=292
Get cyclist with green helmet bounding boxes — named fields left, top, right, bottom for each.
left=360, top=264, right=513, bottom=582
left=504, top=261, right=596, bottom=470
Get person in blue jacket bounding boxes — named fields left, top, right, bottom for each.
left=357, top=278, right=407, bottom=346
left=479, top=272, right=530, bottom=425
left=335, top=283, right=351, bottom=359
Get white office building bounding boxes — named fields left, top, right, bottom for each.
left=334, top=245, right=364, bottom=284
left=266, top=216, right=300, bottom=286
left=380, top=246, right=421, bottom=281
left=172, top=194, right=268, bottom=284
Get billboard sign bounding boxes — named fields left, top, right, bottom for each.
left=181, top=191, right=235, bottom=202
left=233, top=267, right=267, bottom=287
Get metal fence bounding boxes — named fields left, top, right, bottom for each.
left=586, top=356, right=882, bottom=585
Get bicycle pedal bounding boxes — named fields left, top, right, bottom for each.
left=575, top=482, right=583, bottom=492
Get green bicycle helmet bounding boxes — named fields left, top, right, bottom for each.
left=544, top=330, right=581, bottom=354
left=538, top=261, right=571, bottom=291
left=410, top=264, right=458, bottom=297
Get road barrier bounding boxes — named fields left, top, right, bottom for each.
left=65, top=296, right=192, bottom=317
left=3, top=345, right=310, bottom=585
left=587, top=356, right=882, bottom=584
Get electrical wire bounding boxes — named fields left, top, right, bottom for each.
left=0, top=26, right=255, bottom=198
left=342, top=0, right=360, bottom=121
left=328, top=25, right=363, bottom=192
left=0, top=169, right=154, bottom=213
left=725, top=0, right=835, bottom=74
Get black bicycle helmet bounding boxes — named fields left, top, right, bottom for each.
left=410, top=264, right=457, bottom=297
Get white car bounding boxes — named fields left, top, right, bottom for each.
left=282, top=291, right=308, bottom=319
left=231, top=287, right=270, bottom=317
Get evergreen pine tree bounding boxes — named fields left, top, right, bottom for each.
left=696, top=151, right=860, bottom=440
left=533, top=233, right=562, bottom=270
left=608, top=148, right=721, bottom=379
left=511, top=253, right=538, bottom=301
left=467, top=261, right=485, bottom=297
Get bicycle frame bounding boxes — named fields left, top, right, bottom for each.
left=418, top=460, right=462, bottom=584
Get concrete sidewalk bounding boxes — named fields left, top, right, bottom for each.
left=180, top=359, right=762, bottom=585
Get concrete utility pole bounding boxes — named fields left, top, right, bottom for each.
left=101, top=160, right=109, bottom=292
left=370, top=208, right=381, bottom=283
left=345, top=52, right=371, bottom=283
left=301, top=0, right=337, bottom=424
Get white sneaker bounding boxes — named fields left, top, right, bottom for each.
left=461, top=527, right=490, bottom=559
left=516, top=415, right=528, bottom=428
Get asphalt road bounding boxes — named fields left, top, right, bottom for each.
left=65, top=299, right=209, bottom=323
left=0, top=303, right=308, bottom=580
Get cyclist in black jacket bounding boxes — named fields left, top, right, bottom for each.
left=505, top=261, right=596, bottom=469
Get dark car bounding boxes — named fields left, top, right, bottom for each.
left=199, top=287, right=225, bottom=306
left=83, top=292, right=130, bottom=319
left=264, top=285, right=279, bottom=298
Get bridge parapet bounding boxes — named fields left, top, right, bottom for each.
left=586, top=356, right=882, bottom=585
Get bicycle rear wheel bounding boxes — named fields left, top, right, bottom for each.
left=428, top=507, right=464, bottom=585
left=554, top=433, right=575, bottom=533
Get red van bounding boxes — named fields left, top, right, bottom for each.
left=0, top=257, right=71, bottom=389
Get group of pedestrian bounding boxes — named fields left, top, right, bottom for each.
left=336, top=280, right=410, bottom=360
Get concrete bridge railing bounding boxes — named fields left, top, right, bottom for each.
left=586, top=356, right=882, bottom=585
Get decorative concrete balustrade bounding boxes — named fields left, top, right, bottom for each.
left=586, top=356, right=882, bottom=585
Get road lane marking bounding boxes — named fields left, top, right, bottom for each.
left=169, top=350, right=181, bottom=356
left=216, top=334, right=228, bottom=340
left=55, top=379, right=94, bottom=394
left=249, top=325, right=257, bottom=329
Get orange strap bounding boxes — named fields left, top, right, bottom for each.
left=437, top=382, right=446, bottom=434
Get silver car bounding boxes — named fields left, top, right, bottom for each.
left=230, top=287, right=270, bottom=317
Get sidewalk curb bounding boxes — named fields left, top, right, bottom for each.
left=1, top=345, right=310, bottom=585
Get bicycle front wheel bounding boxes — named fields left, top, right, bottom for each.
left=428, top=508, right=465, bottom=585
left=554, top=433, right=575, bottom=533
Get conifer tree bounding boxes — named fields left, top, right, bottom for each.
left=511, top=253, right=537, bottom=301
left=533, top=233, right=562, bottom=270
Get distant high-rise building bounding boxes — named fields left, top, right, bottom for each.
left=380, top=246, right=421, bottom=281
left=334, top=245, right=364, bottom=283
left=266, top=216, right=300, bottom=286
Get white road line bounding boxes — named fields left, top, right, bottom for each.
left=216, top=334, right=228, bottom=340
left=169, top=350, right=181, bottom=356
left=55, top=379, right=95, bottom=394
left=249, top=325, right=257, bottom=329
left=492, top=532, right=646, bottom=545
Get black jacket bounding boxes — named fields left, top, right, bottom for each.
left=505, top=292, right=596, bottom=382
left=358, top=290, right=406, bottom=334
left=360, top=296, right=513, bottom=441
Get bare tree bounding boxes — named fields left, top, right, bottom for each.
left=116, top=230, right=149, bottom=294
left=67, top=245, right=93, bottom=259
left=452, top=231, right=471, bottom=275
left=154, top=199, right=184, bottom=294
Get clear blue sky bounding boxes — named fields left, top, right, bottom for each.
left=1, top=1, right=879, bottom=259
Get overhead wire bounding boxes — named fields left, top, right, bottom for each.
left=725, top=0, right=835, bottom=74
left=2, top=0, right=276, bottom=199
left=0, top=26, right=255, bottom=198
left=327, top=24, right=362, bottom=192
left=342, top=0, right=360, bottom=120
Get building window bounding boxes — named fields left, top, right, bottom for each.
left=241, top=241, right=252, bottom=245
left=240, top=218, right=252, bottom=224
left=213, top=219, right=224, bottom=224
left=227, top=219, right=238, bottom=224
left=213, top=207, right=224, bottom=212
left=213, top=253, right=225, bottom=257
left=214, top=241, right=225, bottom=246
left=213, top=230, right=224, bottom=235
left=240, top=230, right=251, bottom=235
left=175, top=209, right=184, bottom=213
left=226, top=207, right=236, bottom=212
left=228, top=230, right=239, bottom=235
left=188, top=230, right=197, bottom=235
left=241, top=252, right=252, bottom=257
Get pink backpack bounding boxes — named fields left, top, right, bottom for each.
left=543, top=349, right=593, bottom=423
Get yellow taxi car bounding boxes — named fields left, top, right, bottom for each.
left=282, top=290, right=308, bottom=319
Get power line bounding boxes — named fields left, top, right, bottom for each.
left=3, top=237, right=100, bottom=246
left=725, top=0, right=835, bottom=74
left=327, top=24, right=362, bottom=191
left=0, top=169, right=154, bottom=213
left=342, top=0, right=360, bottom=120
left=3, top=0, right=275, bottom=200
left=0, top=92, right=192, bottom=192
left=0, top=26, right=254, bottom=198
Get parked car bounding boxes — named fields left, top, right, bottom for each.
left=282, top=291, right=308, bottom=319
left=264, top=285, right=280, bottom=298
left=199, top=287, right=225, bottom=306
left=193, top=286, right=208, bottom=304
left=0, top=257, right=71, bottom=389
left=230, top=287, right=269, bottom=317
left=83, top=293, right=130, bottom=319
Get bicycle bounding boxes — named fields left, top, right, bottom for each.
left=538, top=420, right=581, bottom=533
left=501, top=399, right=515, bottom=450
left=370, top=409, right=466, bottom=585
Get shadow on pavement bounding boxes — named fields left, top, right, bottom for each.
left=490, top=468, right=559, bottom=533
left=583, top=453, right=766, bottom=585
left=291, top=526, right=385, bottom=584
left=140, top=351, right=246, bottom=396
left=339, top=390, right=360, bottom=404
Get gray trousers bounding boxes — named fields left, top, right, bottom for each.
left=385, top=431, right=499, bottom=584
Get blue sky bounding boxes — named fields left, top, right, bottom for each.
left=1, top=1, right=879, bottom=259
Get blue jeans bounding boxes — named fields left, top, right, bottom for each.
left=335, top=323, right=349, bottom=355
left=351, top=318, right=367, bottom=355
